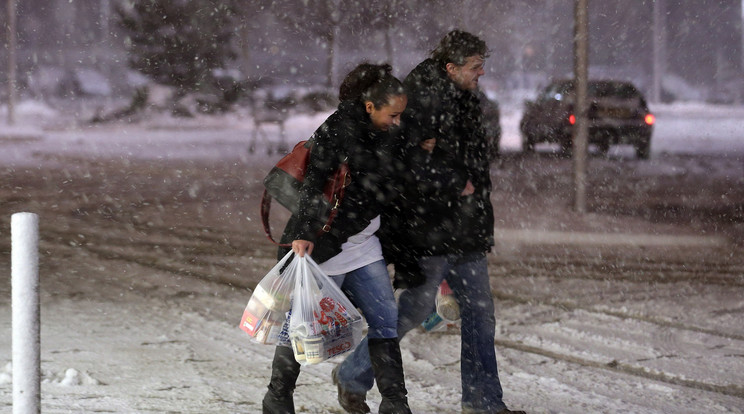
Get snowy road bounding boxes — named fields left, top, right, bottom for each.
left=2, top=224, right=742, bottom=413
left=1, top=101, right=744, bottom=413
left=4, top=101, right=744, bottom=166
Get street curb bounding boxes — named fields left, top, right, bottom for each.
left=494, top=228, right=728, bottom=248
left=0, top=128, right=43, bottom=142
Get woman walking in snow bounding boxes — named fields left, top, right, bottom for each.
left=261, top=62, right=412, bottom=414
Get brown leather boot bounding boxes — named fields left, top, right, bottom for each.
left=332, top=365, right=370, bottom=413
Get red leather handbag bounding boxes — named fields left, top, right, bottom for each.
left=260, top=140, right=349, bottom=246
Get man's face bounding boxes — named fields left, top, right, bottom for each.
left=446, top=55, right=485, bottom=91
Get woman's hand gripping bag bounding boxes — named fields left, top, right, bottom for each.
left=288, top=255, right=365, bottom=365
left=239, top=252, right=297, bottom=344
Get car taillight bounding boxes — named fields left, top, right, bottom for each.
left=645, top=113, right=655, bottom=125
left=569, top=114, right=576, bottom=125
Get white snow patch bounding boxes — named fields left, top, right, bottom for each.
left=42, top=368, right=101, bottom=387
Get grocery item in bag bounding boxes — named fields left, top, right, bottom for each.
left=435, top=280, right=460, bottom=321
left=289, top=255, right=365, bottom=365
left=240, top=252, right=296, bottom=344
left=421, top=312, right=444, bottom=332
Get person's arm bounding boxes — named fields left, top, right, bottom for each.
left=419, top=138, right=474, bottom=196
left=407, top=142, right=468, bottom=198
left=402, top=99, right=469, bottom=198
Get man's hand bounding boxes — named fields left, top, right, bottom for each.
left=420, top=138, right=436, bottom=153
left=292, top=240, right=314, bottom=257
left=461, top=180, right=475, bottom=196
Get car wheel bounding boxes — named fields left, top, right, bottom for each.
left=560, top=140, right=572, bottom=157
left=597, top=141, right=610, bottom=157
left=634, top=141, right=650, bottom=159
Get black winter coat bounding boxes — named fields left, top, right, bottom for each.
left=278, top=100, right=404, bottom=263
left=381, top=59, right=495, bottom=270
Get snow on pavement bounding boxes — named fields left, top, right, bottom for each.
left=1, top=100, right=744, bottom=413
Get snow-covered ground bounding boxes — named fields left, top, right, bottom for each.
left=1, top=99, right=744, bottom=413
left=4, top=98, right=744, bottom=165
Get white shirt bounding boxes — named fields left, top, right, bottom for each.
left=318, top=215, right=384, bottom=276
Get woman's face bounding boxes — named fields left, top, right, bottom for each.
left=365, top=94, right=407, bottom=131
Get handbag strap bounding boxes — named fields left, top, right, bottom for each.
left=261, top=163, right=349, bottom=247
left=321, top=162, right=349, bottom=232
left=260, top=189, right=290, bottom=247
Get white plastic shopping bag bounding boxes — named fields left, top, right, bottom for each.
left=239, top=251, right=297, bottom=344
left=421, top=280, right=461, bottom=332
left=288, top=255, right=365, bottom=365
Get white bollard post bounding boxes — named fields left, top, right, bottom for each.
left=11, top=212, right=40, bottom=414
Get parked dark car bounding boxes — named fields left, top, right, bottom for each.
left=520, top=79, right=655, bottom=158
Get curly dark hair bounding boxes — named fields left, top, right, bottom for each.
left=430, top=30, right=490, bottom=68
left=338, top=63, right=405, bottom=108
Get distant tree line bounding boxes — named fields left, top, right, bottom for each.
left=111, top=0, right=567, bottom=102
left=116, top=0, right=241, bottom=96
left=115, top=0, right=441, bottom=94
left=1, top=0, right=741, bottom=104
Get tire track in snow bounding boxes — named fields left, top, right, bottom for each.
left=493, top=254, right=744, bottom=287
left=41, top=222, right=275, bottom=290
left=492, top=337, right=744, bottom=400
left=491, top=289, right=744, bottom=342
left=41, top=219, right=744, bottom=402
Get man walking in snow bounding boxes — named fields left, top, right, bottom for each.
left=332, top=30, right=525, bottom=414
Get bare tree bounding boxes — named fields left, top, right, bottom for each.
left=268, top=0, right=345, bottom=88
left=355, top=0, right=407, bottom=67
left=484, top=0, right=567, bottom=83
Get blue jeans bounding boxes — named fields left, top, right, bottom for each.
left=331, top=259, right=399, bottom=339
left=335, top=252, right=506, bottom=412
left=278, top=259, right=398, bottom=347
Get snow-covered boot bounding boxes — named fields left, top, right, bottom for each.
left=262, top=345, right=301, bottom=414
left=369, top=338, right=412, bottom=414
